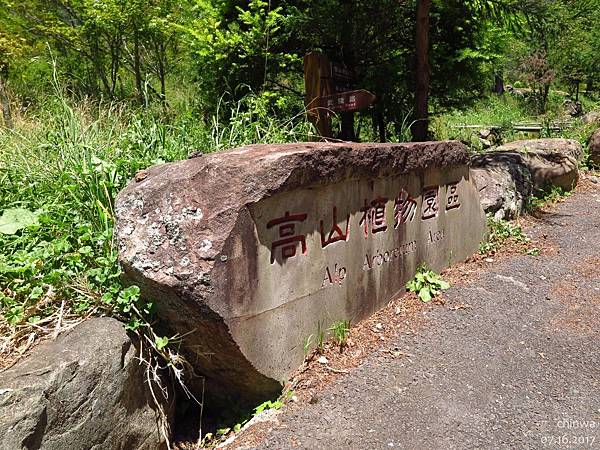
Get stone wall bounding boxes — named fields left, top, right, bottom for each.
left=115, top=142, right=486, bottom=407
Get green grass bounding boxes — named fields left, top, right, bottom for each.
left=433, top=93, right=600, bottom=154
left=527, top=185, right=572, bottom=213
left=328, top=319, right=351, bottom=351
left=0, top=87, right=312, bottom=366
left=479, top=216, right=528, bottom=256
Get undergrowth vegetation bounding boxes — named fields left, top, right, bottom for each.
left=405, top=264, right=450, bottom=303
left=479, top=216, right=527, bottom=255
left=433, top=93, right=600, bottom=154
left=0, top=84, right=312, bottom=369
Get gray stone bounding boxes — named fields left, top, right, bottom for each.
left=479, top=138, right=493, bottom=149
left=563, top=99, right=582, bottom=117
left=521, top=151, right=579, bottom=191
left=582, top=111, right=600, bottom=125
left=494, top=139, right=580, bottom=191
left=588, top=128, right=600, bottom=168
left=471, top=152, right=533, bottom=220
left=479, top=129, right=492, bottom=139
left=115, top=142, right=487, bottom=407
left=0, top=318, right=170, bottom=450
left=495, top=138, right=583, bottom=162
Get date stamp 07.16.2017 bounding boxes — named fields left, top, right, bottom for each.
left=539, top=419, right=598, bottom=448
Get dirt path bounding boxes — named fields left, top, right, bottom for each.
left=242, top=183, right=600, bottom=450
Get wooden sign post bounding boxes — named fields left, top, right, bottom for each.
left=304, top=52, right=332, bottom=138
left=304, top=52, right=376, bottom=140
left=319, top=89, right=377, bottom=113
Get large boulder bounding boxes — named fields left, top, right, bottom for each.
left=115, top=142, right=487, bottom=408
left=0, top=318, right=171, bottom=450
left=495, top=138, right=583, bottom=162
left=494, top=139, right=580, bottom=191
left=471, top=152, right=533, bottom=220
left=589, top=128, right=600, bottom=168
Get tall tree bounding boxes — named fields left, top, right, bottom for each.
left=411, top=0, right=431, bottom=141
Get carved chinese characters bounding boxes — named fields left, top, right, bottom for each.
left=263, top=182, right=462, bottom=266
left=320, top=207, right=350, bottom=248
left=359, top=197, right=388, bottom=237
left=266, top=211, right=308, bottom=263
left=421, top=187, right=439, bottom=220
left=446, top=182, right=461, bottom=210
left=394, top=190, right=417, bottom=227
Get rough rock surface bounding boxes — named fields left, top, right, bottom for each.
left=495, top=138, right=583, bottom=162
left=589, top=128, right=600, bottom=168
left=471, top=152, right=533, bottom=219
left=494, top=139, right=580, bottom=191
left=255, top=182, right=600, bottom=450
left=0, top=318, right=170, bottom=450
left=115, top=141, right=486, bottom=408
left=582, top=111, right=600, bottom=125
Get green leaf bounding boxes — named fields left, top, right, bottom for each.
left=155, top=336, right=169, bottom=350
left=0, top=208, right=38, bottom=235
left=438, top=280, right=451, bottom=290
left=6, top=305, right=24, bottom=325
left=418, top=287, right=432, bottom=303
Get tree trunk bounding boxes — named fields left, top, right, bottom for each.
left=91, top=38, right=112, bottom=97
left=133, top=30, right=144, bottom=104
left=155, top=39, right=167, bottom=103
left=412, top=0, right=431, bottom=142
left=0, top=76, right=14, bottom=129
left=340, top=112, right=356, bottom=141
left=493, top=74, right=504, bottom=94
left=541, top=83, right=550, bottom=113
left=377, top=107, right=386, bottom=143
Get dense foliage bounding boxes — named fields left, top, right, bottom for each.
left=0, top=0, right=599, bottom=375
left=2, top=1, right=599, bottom=128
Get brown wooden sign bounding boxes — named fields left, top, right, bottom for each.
left=304, top=52, right=376, bottom=139
left=330, top=62, right=355, bottom=93
left=319, top=89, right=376, bottom=113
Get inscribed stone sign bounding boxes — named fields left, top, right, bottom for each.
left=115, top=141, right=486, bottom=407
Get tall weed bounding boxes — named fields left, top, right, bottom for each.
left=0, top=85, right=310, bottom=358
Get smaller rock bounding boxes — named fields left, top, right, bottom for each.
left=494, top=139, right=580, bottom=191
left=588, top=129, right=600, bottom=168
left=480, top=138, right=493, bottom=149
left=479, top=129, right=492, bottom=139
left=0, top=318, right=171, bottom=450
left=317, top=356, right=329, bottom=365
left=564, top=99, right=583, bottom=117
left=582, top=111, right=600, bottom=125
left=471, top=152, right=533, bottom=220
left=522, top=151, right=578, bottom=191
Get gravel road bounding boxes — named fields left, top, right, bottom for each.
left=254, top=184, right=600, bottom=450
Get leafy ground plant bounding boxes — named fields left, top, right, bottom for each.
left=479, top=216, right=527, bottom=255
left=405, top=264, right=450, bottom=303
left=328, top=319, right=351, bottom=351
left=527, top=185, right=572, bottom=212
left=200, top=396, right=287, bottom=448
